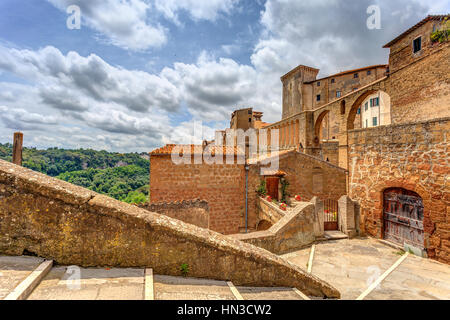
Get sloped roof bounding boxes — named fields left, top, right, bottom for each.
left=383, top=15, right=450, bottom=48
left=304, top=65, right=388, bottom=84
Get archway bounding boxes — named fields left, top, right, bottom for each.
left=257, top=220, right=273, bottom=231
left=383, top=188, right=424, bottom=250
left=347, top=90, right=391, bottom=130
left=314, top=110, right=331, bottom=142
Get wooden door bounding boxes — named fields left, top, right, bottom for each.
left=266, top=177, right=279, bottom=201
left=384, top=188, right=424, bottom=249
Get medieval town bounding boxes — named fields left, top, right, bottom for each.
left=0, top=2, right=449, bottom=307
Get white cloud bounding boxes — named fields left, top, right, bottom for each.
left=47, top=0, right=167, bottom=51
left=154, top=0, right=240, bottom=24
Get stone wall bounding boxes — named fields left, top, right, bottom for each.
left=139, top=199, right=209, bottom=229
left=257, top=197, right=286, bottom=226
left=0, top=159, right=339, bottom=298
left=232, top=202, right=316, bottom=255
left=150, top=155, right=245, bottom=235
left=388, top=43, right=450, bottom=125
left=247, top=151, right=347, bottom=230
left=348, top=118, right=449, bottom=264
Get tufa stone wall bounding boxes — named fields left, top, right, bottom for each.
left=139, top=199, right=209, bottom=229
left=232, top=202, right=316, bottom=255
left=348, top=118, right=449, bottom=264
left=150, top=155, right=245, bottom=235
left=0, top=159, right=339, bottom=298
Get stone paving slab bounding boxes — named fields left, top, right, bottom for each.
left=0, top=256, right=44, bottom=300
left=283, top=237, right=450, bottom=300
left=237, top=287, right=304, bottom=300
left=27, top=267, right=144, bottom=300
left=154, top=275, right=235, bottom=300
left=366, top=254, right=450, bottom=300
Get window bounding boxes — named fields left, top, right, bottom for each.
left=317, top=82, right=321, bottom=87
left=354, top=73, right=359, bottom=78
left=367, top=70, right=372, bottom=75
left=331, top=79, right=335, bottom=84
left=336, top=91, right=342, bottom=98
left=413, top=37, right=422, bottom=53
left=316, top=95, right=321, bottom=102
left=357, top=108, right=361, bottom=115
left=365, top=119, right=368, bottom=128
left=365, top=102, right=369, bottom=111
left=370, top=97, right=379, bottom=107
left=373, top=117, right=378, bottom=126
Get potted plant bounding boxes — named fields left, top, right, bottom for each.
left=266, top=195, right=272, bottom=202
left=280, top=203, right=287, bottom=211
left=295, top=195, right=302, bottom=201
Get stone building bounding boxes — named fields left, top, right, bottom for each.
left=150, top=15, right=450, bottom=264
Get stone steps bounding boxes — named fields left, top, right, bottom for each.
left=1, top=256, right=312, bottom=301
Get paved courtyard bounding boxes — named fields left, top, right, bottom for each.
left=282, top=237, right=450, bottom=300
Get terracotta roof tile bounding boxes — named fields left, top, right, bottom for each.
left=150, top=144, right=244, bottom=156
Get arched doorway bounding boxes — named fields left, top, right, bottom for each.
left=383, top=188, right=424, bottom=250
left=257, top=220, right=273, bottom=231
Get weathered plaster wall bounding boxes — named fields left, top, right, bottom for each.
left=348, top=118, right=449, bottom=264
left=0, top=159, right=339, bottom=298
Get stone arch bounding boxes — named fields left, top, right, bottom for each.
left=314, top=110, right=331, bottom=139
left=361, top=179, right=430, bottom=243
left=347, top=89, right=388, bottom=130
left=257, top=220, right=273, bottom=231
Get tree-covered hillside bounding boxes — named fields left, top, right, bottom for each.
left=0, top=143, right=150, bottom=204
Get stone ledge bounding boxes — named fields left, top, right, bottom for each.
left=0, top=159, right=96, bottom=205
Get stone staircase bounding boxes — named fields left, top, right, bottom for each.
left=1, top=256, right=313, bottom=301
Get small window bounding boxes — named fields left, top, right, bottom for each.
left=373, top=117, right=378, bottom=126
left=366, top=119, right=368, bottom=128
left=336, top=91, right=342, bottom=98
left=357, top=108, right=361, bottom=115
left=371, top=97, right=379, bottom=107
left=331, top=79, right=335, bottom=84
left=367, top=70, right=372, bottom=75
left=317, top=82, right=321, bottom=87
left=365, top=102, right=369, bottom=111
left=413, top=37, right=422, bottom=53
left=316, top=95, right=321, bottom=102
left=354, top=73, right=359, bottom=78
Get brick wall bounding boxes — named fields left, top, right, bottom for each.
left=388, top=43, right=450, bottom=125
left=150, top=155, right=245, bottom=235
left=348, top=118, right=449, bottom=264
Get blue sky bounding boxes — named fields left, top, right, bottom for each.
left=0, top=0, right=448, bottom=152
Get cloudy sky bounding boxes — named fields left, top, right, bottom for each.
left=0, top=0, right=448, bottom=152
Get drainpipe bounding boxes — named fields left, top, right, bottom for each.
left=245, top=164, right=250, bottom=233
